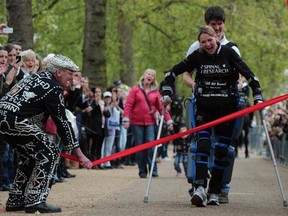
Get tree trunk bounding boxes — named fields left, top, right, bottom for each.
left=82, top=0, right=107, bottom=89
left=118, top=9, right=134, bottom=87
left=6, top=0, right=33, bottom=50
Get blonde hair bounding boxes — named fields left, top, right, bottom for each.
left=20, top=49, right=36, bottom=72
left=138, top=68, right=158, bottom=89
left=20, top=49, right=36, bottom=62
left=197, top=25, right=216, bottom=41
left=197, top=26, right=217, bottom=53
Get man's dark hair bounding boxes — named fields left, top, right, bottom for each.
left=204, top=6, right=226, bottom=23
left=3, top=43, right=15, bottom=53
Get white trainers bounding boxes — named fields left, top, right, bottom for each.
left=191, top=186, right=207, bottom=207
left=161, top=157, right=172, bottom=161
left=207, top=193, right=220, bottom=205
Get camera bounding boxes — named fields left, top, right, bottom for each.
left=3, top=27, right=13, bottom=34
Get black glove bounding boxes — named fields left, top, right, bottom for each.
left=161, top=81, right=174, bottom=105
left=162, top=84, right=173, bottom=97
left=253, top=93, right=264, bottom=105
left=162, top=70, right=176, bottom=96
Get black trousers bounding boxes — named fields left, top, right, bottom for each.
left=0, top=119, right=59, bottom=207
left=195, top=105, right=237, bottom=194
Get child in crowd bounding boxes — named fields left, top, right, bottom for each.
left=173, top=126, right=190, bottom=177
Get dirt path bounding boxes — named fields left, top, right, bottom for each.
left=0, top=148, right=288, bottom=216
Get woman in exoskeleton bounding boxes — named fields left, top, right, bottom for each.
left=161, top=26, right=263, bottom=207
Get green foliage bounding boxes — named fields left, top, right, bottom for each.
left=106, top=0, right=121, bottom=84
left=0, top=2, right=8, bottom=46
left=2, top=0, right=288, bottom=99
left=32, top=0, right=85, bottom=67
left=225, top=0, right=288, bottom=98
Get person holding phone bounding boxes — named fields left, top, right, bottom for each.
left=0, top=44, right=22, bottom=192
left=0, top=45, right=21, bottom=98
left=0, top=23, right=7, bottom=34
left=3, top=43, right=17, bottom=65
left=16, top=55, right=21, bottom=63
left=0, top=23, right=13, bottom=34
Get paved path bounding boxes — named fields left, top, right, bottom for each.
left=0, top=148, right=288, bottom=215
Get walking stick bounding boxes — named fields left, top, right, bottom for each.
left=143, top=106, right=166, bottom=203
left=261, top=111, right=288, bottom=207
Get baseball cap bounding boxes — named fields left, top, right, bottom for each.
left=103, top=91, right=112, bottom=98
left=113, top=80, right=122, bottom=86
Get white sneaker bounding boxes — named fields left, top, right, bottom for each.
left=207, top=193, right=220, bottom=205
left=161, top=157, right=172, bottom=161
left=191, top=186, right=207, bottom=207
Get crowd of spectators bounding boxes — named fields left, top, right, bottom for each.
left=4, top=28, right=287, bottom=198
left=0, top=37, right=187, bottom=192
left=264, top=101, right=288, bottom=161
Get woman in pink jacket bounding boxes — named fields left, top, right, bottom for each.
left=123, top=69, right=173, bottom=178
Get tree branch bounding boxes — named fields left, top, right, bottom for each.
left=136, top=0, right=195, bottom=20
left=32, top=0, right=60, bottom=18
left=143, top=20, right=172, bottom=40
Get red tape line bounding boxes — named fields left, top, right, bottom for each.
left=61, top=152, right=79, bottom=161
left=61, top=94, right=288, bottom=167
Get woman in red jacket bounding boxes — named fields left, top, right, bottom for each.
left=123, top=68, right=173, bottom=178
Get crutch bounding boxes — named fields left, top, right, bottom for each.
left=260, top=110, right=288, bottom=207
left=143, top=106, right=166, bottom=203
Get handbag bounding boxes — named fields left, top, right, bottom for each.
left=140, top=87, right=160, bottom=136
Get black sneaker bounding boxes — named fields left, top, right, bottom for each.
left=25, top=203, right=61, bottom=214
left=0, top=184, right=10, bottom=191
left=139, top=173, right=147, bottom=178
left=6, top=205, right=25, bottom=212
left=152, top=172, right=159, bottom=177
left=219, top=192, right=229, bottom=204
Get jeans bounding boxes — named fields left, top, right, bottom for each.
left=131, top=124, right=157, bottom=176
left=0, top=136, right=7, bottom=186
left=2, top=143, right=15, bottom=186
left=101, top=135, right=115, bottom=167
left=123, top=127, right=136, bottom=164
left=119, top=125, right=127, bottom=152
left=174, top=153, right=188, bottom=175
left=221, top=184, right=230, bottom=194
